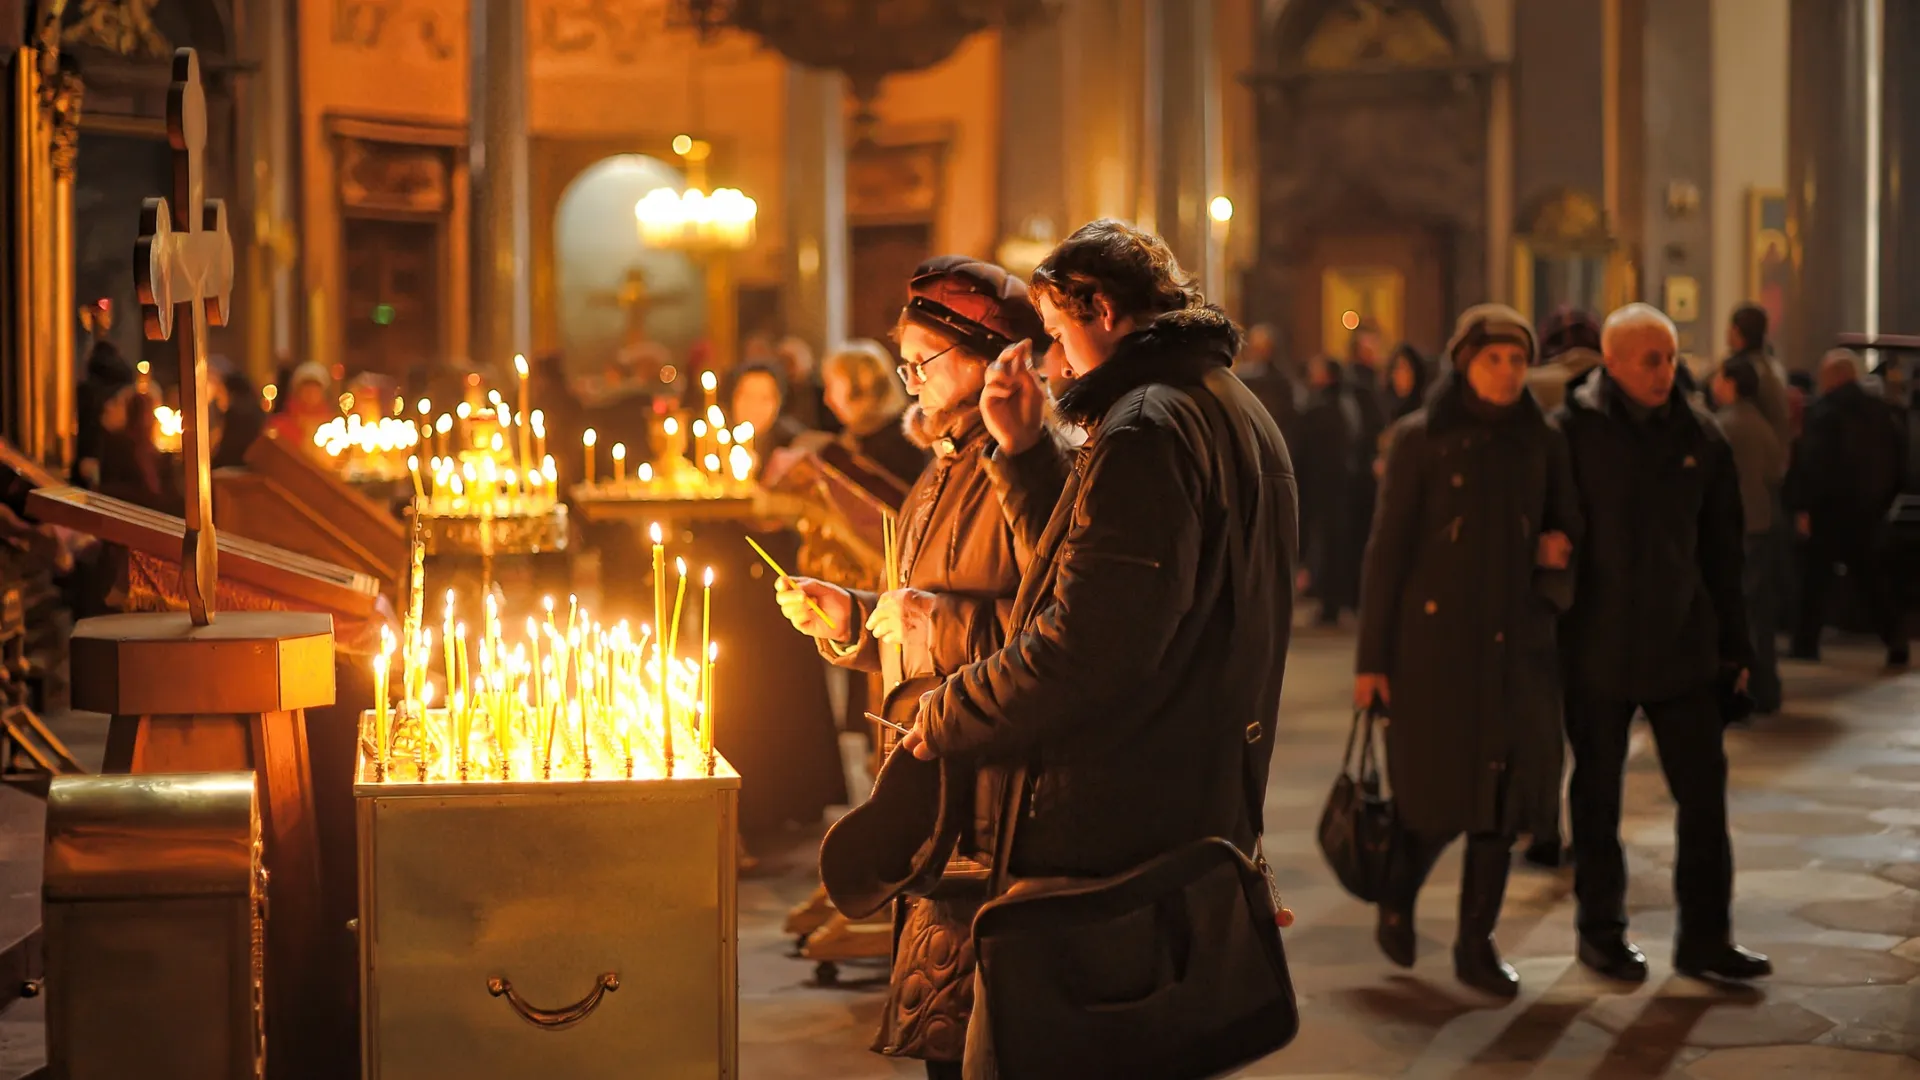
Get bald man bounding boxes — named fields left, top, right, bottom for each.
left=1785, top=349, right=1910, bottom=667
left=1554, top=303, right=1770, bottom=983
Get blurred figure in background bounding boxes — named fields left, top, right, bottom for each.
left=1384, top=343, right=1434, bottom=422
left=1723, top=303, right=1791, bottom=443
left=268, top=362, right=336, bottom=450
left=778, top=336, right=835, bottom=434
left=1527, top=307, right=1603, bottom=413
left=211, top=357, right=267, bottom=470
left=1235, top=323, right=1301, bottom=442
left=1298, top=353, right=1361, bottom=626
left=1786, top=349, right=1909, bottom=669
left=729, top=361, right=812, bottom=457
left=1711, top=359, right=1789, bottom=714
left=74, top=339, right=135, bottom=489
left=819, top=340, right=930, bottom=491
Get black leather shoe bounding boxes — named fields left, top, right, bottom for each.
left=1454, top=937, right=1519, bottom=998
left=1577, top=936, right=1649, bottom=982
left=1675, top=942, right=1772, bottom=981
left=1376, top=905, right=1416, bottom=968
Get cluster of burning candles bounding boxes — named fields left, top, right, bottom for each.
left=366, top=524, right=721, bottom=783
left=580, top=371, right=758, bottom=496
left=410, top=355, right=558, bottom=519
left=313, top=413, right=424, bottom=481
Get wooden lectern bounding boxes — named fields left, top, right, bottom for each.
left=37, top=49, right=346, bottom=1080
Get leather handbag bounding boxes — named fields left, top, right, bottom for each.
left=967, top=379, right=1298, bottom=1079
left=1316, top=705, right=1398, bottom=903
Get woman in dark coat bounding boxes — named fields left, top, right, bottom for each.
left=1385, top=342, right=1435, bottom=421
left=1354, top=303, right=1583, bottom=997
left=1298, top=353, right=1361, bottom=625
left=775, top=257, right=1048, bottom=1079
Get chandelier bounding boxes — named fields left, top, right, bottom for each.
left=670, top=1, right=1060, bottom=130
left=635, top=135, right=758, bottom=253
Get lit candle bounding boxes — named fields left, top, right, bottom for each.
left=700, top=569, right=714, bottom=760
left=701, top=368, right=718, bottom=411
left=435, top=413, right=452, bottom=459
left=375, top=625, right=393, bottom=772
left=668, top=557, right=688, bottom=667
left=408, top=454, right=425, bottom=502
left=583, top=427, right=598, bottom=485
left=651, top=523, right=672, bottom=769
left=613, top=442, right=627, bottom=485
left=532, top=409, right=546, bottom=470
left=639, top=462, right=653, bottom=485
left=705, top=452, right=720, bottom=475
left=514, top=354, right=532, bottom=490
left=457, top=401, right=472, bottom=452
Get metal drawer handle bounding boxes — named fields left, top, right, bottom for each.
left=485, top=972, right=620, bottom=1030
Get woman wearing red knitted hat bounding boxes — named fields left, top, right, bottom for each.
left=775, top=255, right=1062, bottom=1079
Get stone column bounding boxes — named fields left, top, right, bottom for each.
left=469, top=0, right=531, bottom=369
left=783, top=65, right=848, bottom=353
left=1144, top=0, right=1216, bottom=281
left=48, top=64, right=78, bottom=472
left=1878, top=0, right=1919, bottom=335
left=1786, top=0, right=1871, bottom=368
left=1639, top=0, right=1714, bottom=353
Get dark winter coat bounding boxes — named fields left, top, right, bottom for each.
left=1356, top=376, right=1582, bottom=839
left=919, top=305, right=1299, bottom=879
left=1297, top=381, right=1361, bottom=606
left=1555, top=372, right=1753, bottom=703
left=820, top=403, right=1029, bottom=1064
left=1785, top=380, right=1908, bottom=534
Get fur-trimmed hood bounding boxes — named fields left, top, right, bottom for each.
left=901, top=402, right=988, bottom=453
left=1055, top=305, right=1242, bottom=426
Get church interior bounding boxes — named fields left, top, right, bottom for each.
left=3, top=1, right=1919, bottom=1078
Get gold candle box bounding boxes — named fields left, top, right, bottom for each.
left=354, top=754, right=740, bottom=1079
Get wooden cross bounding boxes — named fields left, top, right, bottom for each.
left=135, top=48, right=234, bottom=626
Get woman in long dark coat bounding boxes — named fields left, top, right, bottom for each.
left=1353, top=303, right=1583, bottom=997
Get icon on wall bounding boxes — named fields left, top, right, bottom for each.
left=1748, top=188, right=1790, bottom=348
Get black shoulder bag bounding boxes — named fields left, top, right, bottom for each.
left=968, top=383, right=1299, bottom=1080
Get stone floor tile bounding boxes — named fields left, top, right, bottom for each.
left=1685, top=1044, right=1920, bottom=1079
left=1751, top=942, right=1919, bottom=987
left=1796, top=893, right=1920, bottom=938
left=1583, top=990, right=1835, bottom=1048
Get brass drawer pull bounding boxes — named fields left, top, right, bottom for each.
left=485, top=972, right=620, bottom=1030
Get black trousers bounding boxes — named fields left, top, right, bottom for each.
left=1793, top=519, right=1908, bottom=658
left=1565, top=687, right=1732, bottom=948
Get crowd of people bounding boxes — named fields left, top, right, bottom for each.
left=756, top=217, right=1913, bottom=1077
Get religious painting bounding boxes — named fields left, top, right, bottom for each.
left=1748, top=188, right=1790, bottom=351
left=847, top=142, right=946, bottom=227
left=1321, top=266, right=1404, bottom=357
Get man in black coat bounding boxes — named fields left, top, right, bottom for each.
left=899, top=220, right=1298, bottom=1074
left=1556, top=302, right=1771, bottom=983
left=1785, top=349, right=1910, bottom=667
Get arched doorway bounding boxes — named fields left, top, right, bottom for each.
left=1250, top=0, right=1493, bottom=361
left=552, top=155, right=705, bottom=376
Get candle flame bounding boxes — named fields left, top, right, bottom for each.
left=584, top=427, right=598, bottom=447
left=417, top=398, right=431, bottom=416
left=701, top=370, right=717, bottom=392
left=531, top=410, right=545, bottom=437
left=692, top=419, right=709, bottom=438
left=458, top=402, right=472, bottom=419
left=703, top=566, right=714, bottom=586
left=639, top=462, right=653, bottom=483
left=676, top=557, right=687, bottom=576
left=437, top=413, right=452, bottom=434
left=613, top=443, right=627, bottom=461
left=650, top=522, right=663, bottom=544
left=514, top=354, right=529, bottom=378
left=664, top=417, right=679, bottom=436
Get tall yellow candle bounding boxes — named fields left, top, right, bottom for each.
left=650, top=523, right=672, bottom=768
left=700, top=568, right=714, bottom=759
left=583, top=428, right=598, bottom=485
left=532, top=409, right=546, bottom=472
left=668, top=557, right=688, bottom=669
left=375, top=625, right=393, bottom=769
left=514, top=354, right=532, bottom=489
left=613, top=442, right=627, bottom=485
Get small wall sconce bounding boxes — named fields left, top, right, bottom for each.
left=1666, top=181, right=1701, bottom=219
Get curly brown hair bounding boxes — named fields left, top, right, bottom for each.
left=1030, top=219, right=1202, bottom=324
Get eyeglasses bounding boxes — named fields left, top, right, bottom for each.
left=896, top=344, right=958, bottom=385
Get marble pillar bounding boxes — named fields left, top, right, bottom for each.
left=1878, top=0, right=1919, bottom=335
left=1787, top=0, right=1871, bottom=368
left=469, top=0, right=531, bottom=369
left=1150, top=0, right=1216, bottom=279
left=783, top=65, right=848, bottom=354
left=1640, top=0, right=1714, bottom=353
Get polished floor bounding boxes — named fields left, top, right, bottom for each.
left=4, top=630, right=1918, bottom=1078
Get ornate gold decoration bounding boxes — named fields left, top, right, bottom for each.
left=62, top=0, right=171, bottom=59
left=332, top=0, right=456, bottom=61
left=1522, top=188, right=1611, bottom=251
left=337, top=138, right=451, bottom=215
left=536, top=0, right=659, bottom=62
left=1300, top=0, right=1453, bottom=71
left=48, top=69, right=83, bottom=179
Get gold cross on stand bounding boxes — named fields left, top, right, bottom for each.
left=135, top=48, right=234, bottom=625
